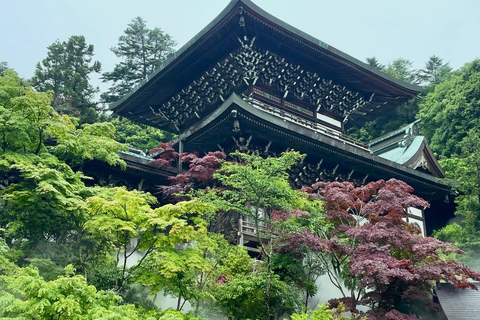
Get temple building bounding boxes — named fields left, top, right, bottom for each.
left=97, top=0, right=454, bottom=241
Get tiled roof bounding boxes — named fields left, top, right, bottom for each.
left=436, top=282, right=480, bottom=320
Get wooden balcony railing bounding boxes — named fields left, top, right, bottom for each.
left=249, top=98, right=369, bottom=151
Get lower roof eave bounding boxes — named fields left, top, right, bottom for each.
left=173, top=93, right=451, bottom=196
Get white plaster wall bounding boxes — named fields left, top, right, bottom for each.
left=308, top=274, right=347, bottom=309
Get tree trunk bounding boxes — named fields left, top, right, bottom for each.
left=305, top=291, right=310, bottom=310
left=266, top=254, right=272, bottom=319
left=177, top=295, right=182, bottom=311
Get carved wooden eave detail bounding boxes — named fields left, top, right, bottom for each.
left=148, top=37, right=371, bottom=130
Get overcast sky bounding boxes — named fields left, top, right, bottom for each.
left=2, top=0, right=479, bottom=92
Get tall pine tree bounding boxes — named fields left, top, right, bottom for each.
left=417, top=55, right=452, bottom=86
left=31, top=35, right=101, bottom=123
left=0, top=61, right=12, bottom=76
left=102, top=17, right=176, bottom=102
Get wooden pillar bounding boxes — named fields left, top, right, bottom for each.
left=177, top=140, right=184, bottom=172
left=137, top=178, right=145, bottom=191
left=238, top=216, right=244, bottom=246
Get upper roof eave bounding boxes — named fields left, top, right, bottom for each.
left=238, top=0, right=422, bottom=93
left=110, top=0, right=421, bottom=114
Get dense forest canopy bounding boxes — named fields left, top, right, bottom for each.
left=1, top=13, right=480, bottom=320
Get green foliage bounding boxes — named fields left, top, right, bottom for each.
left=84, top=187, right=158, bottom=253
left=383, top=58, right=418, bottom=84
left=31, top=35, right=102, bottom=123
left=0, top=70, right=56, bottom=154
left=132, top=201, right=217, bottom=311
left=82, top=186, right=215, bottom=310
left=419, top=59, right=480, bottom=157
left=0, top=238, right=17, bottom=276
left=0, top=267, right=145, bottom=319
left=214, top=151, right=304, bottom=214
left=349, top=55, right=453, bottom=142
left=27, top=257, right=70, bottom=281
left=272, top=251, right=323, bottom=309
left=289, top=303, right=365, bottom=320
left=102, top=17, right=176, bottom=102
left=0, top=245, right=145, bottom=320
left=0, top=71, right=126, bottom=246
left=212, top=271, right=300, bottom=320
left=83, top=187, right=159, bottom=292
left=160, top=233, right=253, bottom=316
left=365, top=57, right=384, bottom=70
left=434, top=129, right=480, bottom=269
left=1, top=152, right=88, bottom=243
left=52, top=121, right=127, bottom=169
left=0, top=71, right=126, bottom=165
left=109, top=116, right=174, bottom=150
left=0, top=61, right=12, bottom=76
left=417, top=55, right=452, bottom=86
left=206, top=151, right=306, bottom=317
left=421, top=59, right=480, bottom=268
left=157, top=309, right=203, bottom=320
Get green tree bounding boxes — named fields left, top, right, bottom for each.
left=208, top=151, right=305, bottom=319
left=0, top=266, right=144, bottom=320
left=0, top=235, right=204, bottom=319
left=150, top=233, right=254, bottom=317
left=212, top=270, right=299, bottom=320
left=102, top=17, right=176, bottom=102
left=434, top=129, right=480, bottom=269
left=348, top=55, right=452, bottom=142
left=81, top=186, right=216, bottom=297
left=0, top=70, right=125, bottom=257
left=0, top=71, right=207, bottom=317
left=83, top=190, right=220, bottom=310
left=132, top=200, right=214, bottom=311
left=81, top=187, right=157, bottom=291
left=136, top=232, right=252, bottom=316
left=0, top=238, right=152, bottom=320
left=418, top=59, right=480, bottom=157
left=365, top=57, right=384, bottom=70
left=51, top=121, right=127, bottom=169
left=383, top=58, right=418, bottom=84
left=31, top=35, right=102, bottom=123
left=0, top=61, right=12, bottom=76
left=417, top=55, right=452, bottom=86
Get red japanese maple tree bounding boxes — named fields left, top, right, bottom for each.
left=281, top=179, right=480, bottom=319
left=149, top=142, right=226, bottom=200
